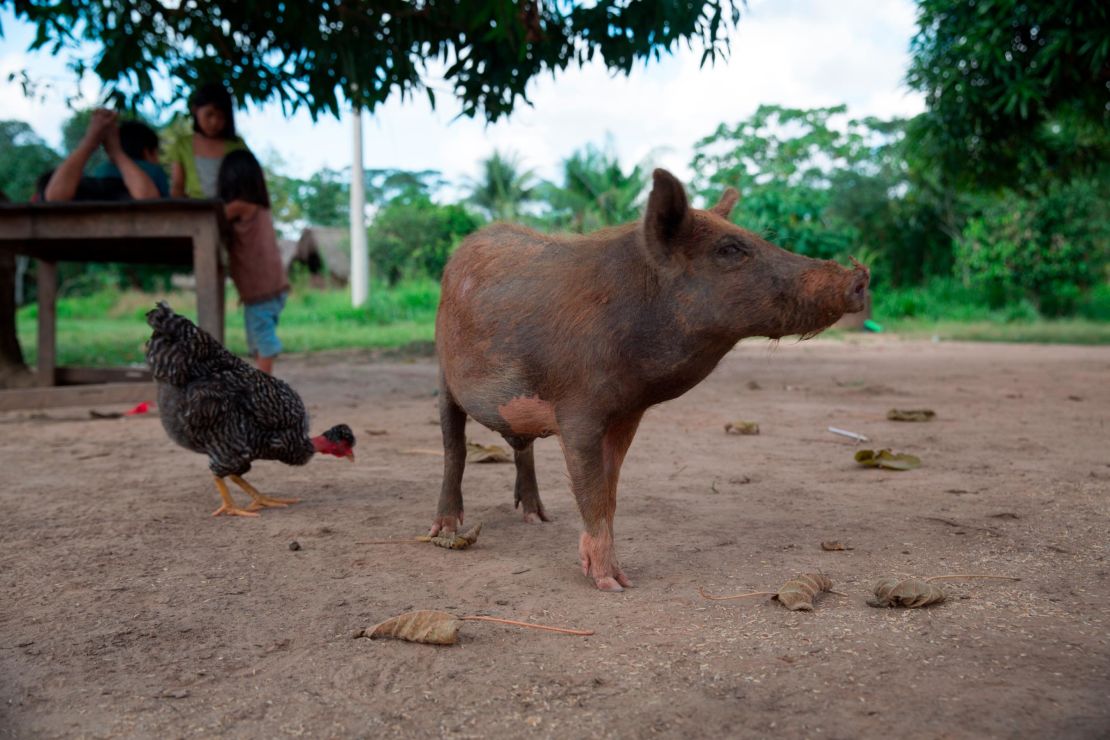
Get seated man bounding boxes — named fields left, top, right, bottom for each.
left=42, top=109, right=169, bottom=202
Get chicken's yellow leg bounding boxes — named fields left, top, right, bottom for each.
left=211, top=477, right=260, bottom=518
left=230, top=474, right=301, bottom=511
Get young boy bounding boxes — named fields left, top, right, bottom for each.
left=41, top=109, right=169, bottom=202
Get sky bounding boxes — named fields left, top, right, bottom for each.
left=0, top=0, right=925, bottom=186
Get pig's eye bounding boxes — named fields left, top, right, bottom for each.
left=714, top=241, right=748, bottom=259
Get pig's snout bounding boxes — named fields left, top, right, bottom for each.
left=844, top=262, right=870, bottom=314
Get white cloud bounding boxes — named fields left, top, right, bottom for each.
left=4, top=0, right=925, bottom=187
left=0, top=53, right=100, bottom=148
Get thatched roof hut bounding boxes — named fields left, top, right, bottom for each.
left=292, top=227, right=349, bottom=283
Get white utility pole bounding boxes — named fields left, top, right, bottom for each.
left=349, top=106, right=369, bottom=307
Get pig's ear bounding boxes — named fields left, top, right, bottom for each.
left=710, top=188, right=740, bottom=219
left=644, top=169, right=690, bottom=258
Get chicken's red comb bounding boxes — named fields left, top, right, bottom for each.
left=125, top=401, right=152, bottom=415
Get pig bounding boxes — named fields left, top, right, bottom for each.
left=431, top=169, right=869, bottom=592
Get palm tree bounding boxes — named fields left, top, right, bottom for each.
left=546, top=142, right=647, bottom=233
left=467, top=150, right=538, bottom=222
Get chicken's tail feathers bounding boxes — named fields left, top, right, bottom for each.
left=145, top=301, right=217, bottom=385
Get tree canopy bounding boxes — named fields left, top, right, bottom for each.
left=0, top=119, right=59, bottom=201
left=906, top=0, right=1110, bottom=187
left=691, top=105, right=908, bottom=264
left=544, top=141, right=646, bottom=232
left=467, top=150, right=539, bottom=221
left=2, top=0, right=741, bottom=121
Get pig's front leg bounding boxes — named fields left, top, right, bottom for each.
left=430, top=383, right=467, bottom=535
left=561, top=414, right=642, bottom=592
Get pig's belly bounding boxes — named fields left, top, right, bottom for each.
left=455, top=385, right=560, bottom=440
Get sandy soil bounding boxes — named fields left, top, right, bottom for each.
left=1, top=337, right=1108, bottom=739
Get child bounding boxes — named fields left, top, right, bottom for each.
left=170, top=82, right=248, bottom=198
left=217, top=150, right=289, bottom=374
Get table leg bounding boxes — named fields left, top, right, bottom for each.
left=36, top=260, right=57, bottom=386
left=193, top=222, right=225, bottom=344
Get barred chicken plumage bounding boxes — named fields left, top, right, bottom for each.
left=146, top=301, right=355, bottom=517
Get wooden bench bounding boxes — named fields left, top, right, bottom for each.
left=0, top=200, right=228, bottom=410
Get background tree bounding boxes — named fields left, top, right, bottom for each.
left=467, top=151, right=538, bottom=222
left=906, top=0, right=1110, bottom=313
left=293, top=169, right=352, bottom=228
left=906, top=0, right=1110, bottom=188
left=3, top=0, right=741, bottom=121
left=543, top=142, right=646, bottom=232
left=365, top=169, right=448, bottom=208
left=691, top=105, right=921, bottom=280
left=0, top=120, right=60, bottom=201
left=367, top=181, right=482, bottom=286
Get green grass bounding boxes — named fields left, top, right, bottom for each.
left=17, top=280, right=439, bottom=367
left=878, top=318, right=1110, bottom=344
left=15, top=278, right=1110, bottom=367
left=869, top=278, right=1110, bottom=344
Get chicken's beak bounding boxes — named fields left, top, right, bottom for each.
left=345, top=451, right=356, bottom=463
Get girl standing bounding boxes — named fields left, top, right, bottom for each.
left=217, top=150, right=289, bottom=374
left=170, top=82, right=248, bottom=198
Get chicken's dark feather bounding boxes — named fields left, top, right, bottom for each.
left=146, top=302, right=315, bottom=478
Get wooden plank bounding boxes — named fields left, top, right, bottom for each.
left=0, top=381, right=156, bottom=411
left=0, top=237, right=195, bottom=265
left=36, top=260, right=57, bottom=387
left=55, top=367, right=152, bottom=385
left=193, top=218, right=225, bottom=344
left=0, top=199, right=223, bottom=217
left=0, top=202, right=229, bottom=259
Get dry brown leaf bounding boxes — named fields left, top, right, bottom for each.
left=869, top=573, right=1020, bottom=609
left=466, top=441, right=512, bottom=463
left=429, top=523, right=482, bottom=550
left=724, top=420, right=760, bottom=435
left=867, top=577, right=946, bottom=608
left=365, top=610, right=462, bottom=645
left=699, top=573, right=834, bottom=611
left=821, top=541, right=853, bottom=551
left=887, top=409, right=937, bottom=422
left=774, top=573, right=834, bottom=611
left=357, top=522, right=483, bottom=549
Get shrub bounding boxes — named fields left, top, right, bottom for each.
left=954, top=178, right=1110, bottom=316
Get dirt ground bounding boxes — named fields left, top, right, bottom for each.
left=1, top=337, right=1108, bottom=739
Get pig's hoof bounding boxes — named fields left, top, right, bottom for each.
left=595, top=576, right=626, bottom=592
left=521, top=506, right=551, bottom=524
left=429, top=512, right=463, bottom=536
left=579, top=531, right=632, bottom=592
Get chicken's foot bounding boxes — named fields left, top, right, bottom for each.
left=211, top=477, right=260, bottom=518
left=230, top=474, right=301, bottom=511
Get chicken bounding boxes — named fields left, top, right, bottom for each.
left=146, top=301, right=355, bottom=517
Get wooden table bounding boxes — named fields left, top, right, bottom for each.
left=0, top=200, right=227, bottom=409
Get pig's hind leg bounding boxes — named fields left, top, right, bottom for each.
left=430, top=381, right=467, bottom=536
left=505, top=436, right=551, bottom=524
